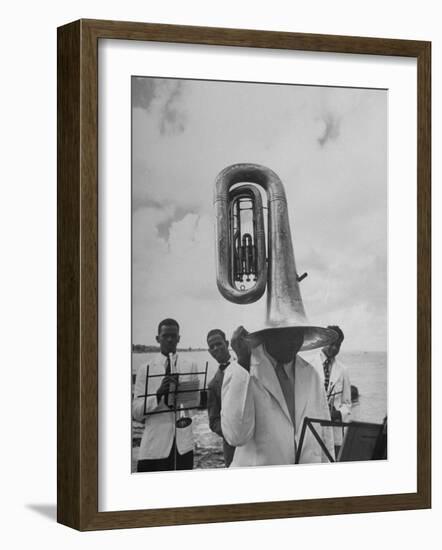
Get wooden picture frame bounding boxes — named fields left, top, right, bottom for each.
left=57, top=18, right=431, bottom=531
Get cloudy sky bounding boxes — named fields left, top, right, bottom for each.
left=132, top=77, right=387, bottom=351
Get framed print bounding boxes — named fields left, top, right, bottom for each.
left=57, top=19, right=431, bottom=530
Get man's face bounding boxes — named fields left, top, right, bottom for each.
left=261, top=328, right=304, bottom=363
left=207, top=333, right=230, bottom=365
left=323, top=340, right=341, bottom=359
left=156, top=324, right=180, bottom=355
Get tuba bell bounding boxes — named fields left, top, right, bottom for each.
left=214, top=163, right=336, bottom=351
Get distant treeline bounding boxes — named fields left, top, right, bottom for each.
left=132, top=344, right=206, bottom=353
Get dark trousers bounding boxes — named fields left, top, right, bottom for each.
left=137, top=440, right=194, bottom=472
left=223, top=439, right=235, bottom=467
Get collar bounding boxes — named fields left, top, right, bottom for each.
left=218, top=359, right=231, bottom=371
left=262, top=345, right=295, bottom=370
left=251, top=345, right=307, bottom=428
left=320, top=349, right=334, bottom=365
left=158, top=352, right=178, bottom=368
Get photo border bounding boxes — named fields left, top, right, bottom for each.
left=57, top=19, right=431, bottom=531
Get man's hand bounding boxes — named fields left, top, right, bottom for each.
left=331, top=407, right=342, bottom=422
left=231, top=326, right=251, bottom=371
left=156, top=374, right=178, bottom=404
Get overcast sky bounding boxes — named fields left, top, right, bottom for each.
left=132, top=77, right=387, bottom=351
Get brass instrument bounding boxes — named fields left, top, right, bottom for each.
left=214, top=163, right=336, bottom=351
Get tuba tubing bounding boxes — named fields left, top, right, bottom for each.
left=214, top=163, right=306, bottom=324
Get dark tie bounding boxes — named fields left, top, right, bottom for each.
left=275, top=362, right=295, bottom=425
left=164, top=355, right=172, bottom=407
left=323, top=357, right=331, bottom=393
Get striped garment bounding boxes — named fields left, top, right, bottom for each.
left=323, top=357, right=332, bottom=393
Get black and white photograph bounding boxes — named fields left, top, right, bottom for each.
left=0, top=0, right=436, bottom=541
left=131, top=76, right=388, bottom=473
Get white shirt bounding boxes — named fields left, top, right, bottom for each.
left=262, top=347, right=296, bottom=384
left=262, top=347, right=296, bottom=424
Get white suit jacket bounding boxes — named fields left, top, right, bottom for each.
left=132, top=354, right=199, bottom=460
left=309, top=350, right=352, bottom=446
left=221, top=345, right=335, bottom=467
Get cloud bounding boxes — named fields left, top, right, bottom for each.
left=157, top=206, right=197, bottom=242
left=159, top=81, right=186, bottom=135
left=132, top=77, right=156, bottom=110
left=131, top=78, right=387, bottom=350
left=317, top=113, right=341, bottom=146
left=132, top=78, right=187, bottom=135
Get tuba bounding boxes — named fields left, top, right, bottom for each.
left=214, top=163, right=336, bottom=351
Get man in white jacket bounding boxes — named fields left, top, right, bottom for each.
left=309, top=326, right=352, bottom=457
left=221, top=326, right=335, bottom=467
left=132, top=318, right=199, bottom=472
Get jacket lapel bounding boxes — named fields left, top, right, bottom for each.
left=252, top=345, right=293, bottom=425
left=327, top=359, right=340, bottom=395
left=294, top=355, right=310, bottom=435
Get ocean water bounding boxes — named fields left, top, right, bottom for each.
left=132, top=350, right=387, bottom=424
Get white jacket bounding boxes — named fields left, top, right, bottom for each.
left=132, top=354, right=199, bottom=460
left=309, top=350, right=352, bottom=446
left=221, top=345, right=334, bottom=467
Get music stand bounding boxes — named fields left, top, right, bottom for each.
left=137, top=362, right=209, bottom=417
left=295, top=417, right=387, bottom=463
left=133, top=362, right=210, bottom=470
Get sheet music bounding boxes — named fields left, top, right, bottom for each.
left=175, top=378, right=200, bottom=408
left=169, top=353, right=200, bottom=409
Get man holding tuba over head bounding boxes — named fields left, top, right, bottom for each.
left=214, top=163, right=337, bottom=467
